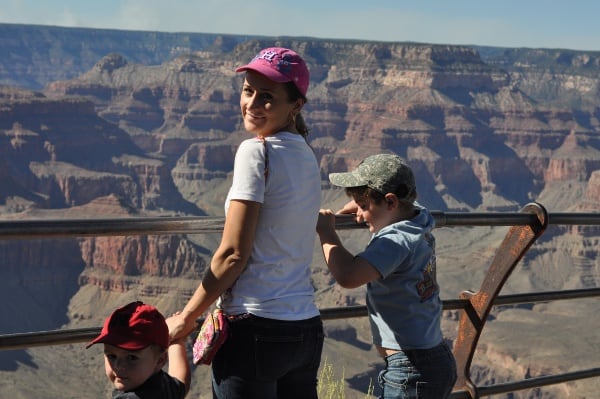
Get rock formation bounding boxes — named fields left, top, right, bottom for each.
left=1, top=26, right=599, bottom=399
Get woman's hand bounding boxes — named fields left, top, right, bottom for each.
left=166, top=311, right=197, bottom=343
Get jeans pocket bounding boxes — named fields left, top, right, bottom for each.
left=254, top=333, right=303, bottom=380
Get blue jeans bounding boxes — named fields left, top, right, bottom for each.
left=378, top=342, right=457, bottom=399
left=211, top=314, right=324, bottom=399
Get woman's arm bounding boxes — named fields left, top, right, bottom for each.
left=167, top=199, right=261, bottom=340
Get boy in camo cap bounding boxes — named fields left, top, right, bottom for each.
left=316, top=153, right=457, bottom=399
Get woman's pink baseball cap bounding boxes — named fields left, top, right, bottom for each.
left=235, top=47, right=310, bottom=97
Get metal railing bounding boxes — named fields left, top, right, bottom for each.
left=1, top=202, right=599, bottom=398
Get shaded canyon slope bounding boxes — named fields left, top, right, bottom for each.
left=1, top=26, right=600, bottom=398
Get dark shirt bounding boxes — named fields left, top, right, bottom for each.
left=112, top=370, right=186, bottom=399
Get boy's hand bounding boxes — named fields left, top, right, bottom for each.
left=317, top=209, right=336, bottom=235
left=166, top=311, right=196, bottom=343
left=336, top=200, right=358, bottom=215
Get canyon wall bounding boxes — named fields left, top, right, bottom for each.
left=1, top=25, right=599, bottom=398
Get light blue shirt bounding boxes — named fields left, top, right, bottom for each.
left=357, top=203, right=443, bottom=350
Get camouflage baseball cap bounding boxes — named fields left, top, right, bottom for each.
left=329, top=154, right=416, bottom=201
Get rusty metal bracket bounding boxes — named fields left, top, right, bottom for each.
left=451, top=202, right=548, bottom=398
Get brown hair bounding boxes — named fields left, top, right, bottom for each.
left=345, top=185, right=417, bottom=207
left=345, top=186, right=385, bottom=205
left=284, top=81, right=310, bottom=139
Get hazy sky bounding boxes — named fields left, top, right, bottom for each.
left=1, top=0, right=599, bottom=51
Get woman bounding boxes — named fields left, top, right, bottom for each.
left=167, top=47, right=324, bottom=399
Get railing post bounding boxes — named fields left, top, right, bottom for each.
left=451, top=202, right=548, bottom=398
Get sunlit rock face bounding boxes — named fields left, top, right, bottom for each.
left=1, top=26, right=600, bottom=399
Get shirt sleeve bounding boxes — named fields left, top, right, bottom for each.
left=357, top=233, right=411, bottom=278
left=229, top=138, right=266, bottom=203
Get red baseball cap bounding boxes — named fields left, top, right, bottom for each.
left=86, top=301, right=169, bottom=350
left=235, top=47, right=310, bottom=97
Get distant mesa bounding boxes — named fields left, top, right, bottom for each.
left=94, top=53, right=128, bottom=72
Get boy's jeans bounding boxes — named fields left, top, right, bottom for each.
left=212, top=314, right=324, bottom=399
left=378, top=341, right=457, bottom=399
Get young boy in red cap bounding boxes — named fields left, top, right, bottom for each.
left=87, top=301, right=190, bottom=398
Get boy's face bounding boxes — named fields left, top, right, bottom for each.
left=103, top=344, right=166, bottom=392
left=353, top=196, right=394, bottom=233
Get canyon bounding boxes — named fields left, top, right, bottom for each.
left=0, top=24, right=599, bottom=398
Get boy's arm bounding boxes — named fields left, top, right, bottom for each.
left=168, top=338, right=191, bottom=394
left=317, top=209, right=381, bottom=288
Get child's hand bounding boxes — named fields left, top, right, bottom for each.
left=166, top=311, right=196, bottom=343
left=317, top=209, right=336, bottom=235
left=336, top=200, right=358, bottom=214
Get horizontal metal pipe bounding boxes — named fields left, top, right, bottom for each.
left=1, top=290, right=598, bottom=398
left=4, top=332, right=597, bottom=398
left=0, top=327, right=101, bottom=351
left=491, top=288, right=600, bottom=306
left=2, top=288, right=597, bottom=351
left=1, top=208, right=598, bottom=397
left=477, top=367, right=600, bottom=396
left=0, top=216, right=226, bottom=239
left=448, top=365, right=600, bottom=399
left=2, top=211, right=600, bottom=239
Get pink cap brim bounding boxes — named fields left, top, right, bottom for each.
left=235, top=64, right=292, bottom=84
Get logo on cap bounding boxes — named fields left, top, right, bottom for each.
left=235, top=47, right=310, bottom=97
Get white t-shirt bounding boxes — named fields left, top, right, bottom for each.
left=219, top=132, right=321, bottom=320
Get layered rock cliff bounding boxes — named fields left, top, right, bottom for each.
left=39, top=39, right=600, bottom=215
left=1, top=27, right=600, bottom=399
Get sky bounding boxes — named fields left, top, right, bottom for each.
left=1, top=0, right=600, bottom=51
